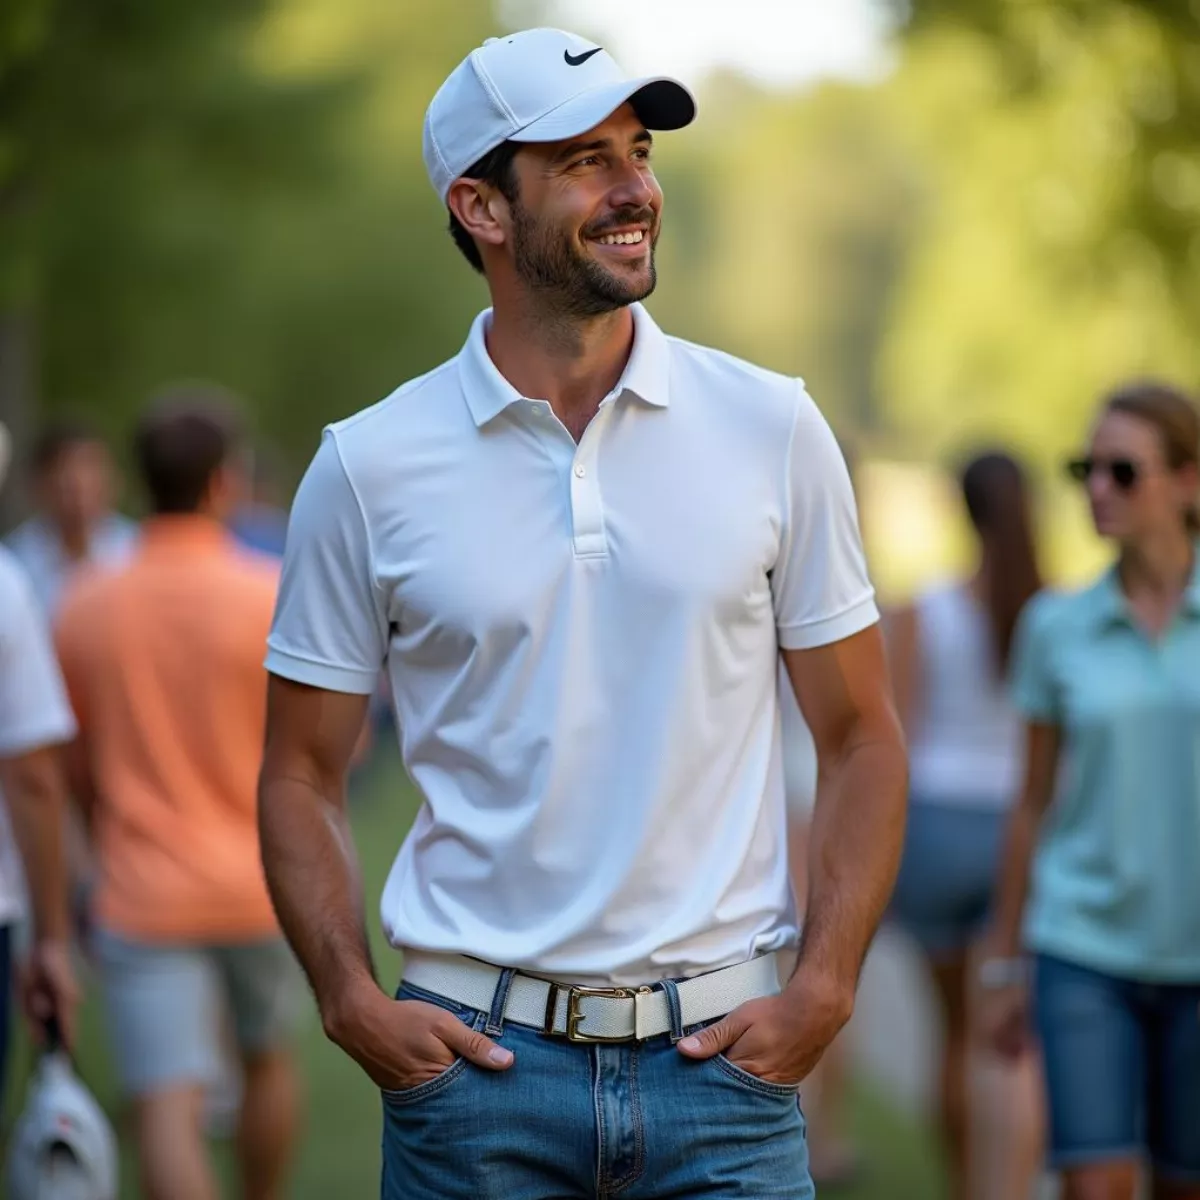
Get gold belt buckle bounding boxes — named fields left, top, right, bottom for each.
left=560, top=985, right=637, bottom=1043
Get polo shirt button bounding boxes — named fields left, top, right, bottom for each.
left=574, top=463, right=586, bottom=478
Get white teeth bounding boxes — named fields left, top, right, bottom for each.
left=597, top=230, right=644, bottom=245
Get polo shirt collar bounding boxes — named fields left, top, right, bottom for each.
left=1093, top=545, right=1200, bottom=627
left=458, top=302, right=670, bottom=428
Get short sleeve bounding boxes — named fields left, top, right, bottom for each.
left=1009, top=592, right=1060, bottom=722
left=265, top=430, right=388, bottom=694
left=772, top=383, right=879, bottom=650
left=0, top=550, right=76, bottom=757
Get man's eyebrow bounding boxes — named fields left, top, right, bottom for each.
left=549, top=137, right=610, bottom=165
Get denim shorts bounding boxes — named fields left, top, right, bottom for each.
left=1034, top=953, right=1200, bottom=1180
left=889, top=800, right=1007, bottom=956
left=381, top=976, right=812, bottom=1199
left=91, top=928, right=306, bottom=1097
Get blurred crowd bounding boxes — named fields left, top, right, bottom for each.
left=1, top=371, right=1199, bottom=1199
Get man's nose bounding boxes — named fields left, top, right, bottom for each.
left=607, top=163, right=655, bottom=211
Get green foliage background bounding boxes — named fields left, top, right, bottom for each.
left=3, top=0, right=1198, bottom=584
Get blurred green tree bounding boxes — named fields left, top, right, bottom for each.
left=876, top=2, right=1200, bottom=470
left=0, top=0, right=497, bottom=522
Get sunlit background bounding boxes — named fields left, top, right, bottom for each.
left=7, top=0, right=1197, bottom=603
left=3, top=2, right=1199, bottom=1193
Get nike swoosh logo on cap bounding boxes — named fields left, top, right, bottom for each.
left=564, top=47, right=603, bottom=66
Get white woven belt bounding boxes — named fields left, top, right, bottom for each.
left=401, top=951, right=781, bottom=1043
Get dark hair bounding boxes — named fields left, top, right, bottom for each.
left=960, top=451, right=1042, bottom=674
left=1103, top=379, right=1200, bottom=535
left=447, top=142, right=521, bottom=274
left=134, top=385, right=242, bottom=515
left=31, top=418, right=103, bottom=474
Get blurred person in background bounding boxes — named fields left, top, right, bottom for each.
left=887, top=451, right=1045, bottom=1200
left=259, top=27, right=906, bottom=1200
left=230, top=442, right=290, bottom=558
left=4, top=418, right=137, bottom=614
left=54, top=394, right=303, bottom=1200
left=983, top=382, right=1200, bottom=1200
left=0, top=421, right=80, bottom=1095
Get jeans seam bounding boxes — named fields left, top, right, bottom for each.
left=714, top=1053, right=802, bottom=1098
left=607, top=1046, right=645, bottom=1192
left=592, top=1045, right=608, bottom=1196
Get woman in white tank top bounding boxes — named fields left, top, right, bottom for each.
left=887, top=451, right=1044, bottom=1200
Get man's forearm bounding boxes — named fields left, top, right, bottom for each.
left=258, top=775, right=379, bottom=1033
left=3, top=751, right=72, bottom=943
left=790, top=732, right=907, bottom=1002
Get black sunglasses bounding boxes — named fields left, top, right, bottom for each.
left=1066, top=456, right=1140, bottom=490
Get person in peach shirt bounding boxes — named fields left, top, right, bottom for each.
left=55, top=392, right=302, bottom=1200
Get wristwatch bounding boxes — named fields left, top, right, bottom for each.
left=977, top=957, right=1030, bottom=990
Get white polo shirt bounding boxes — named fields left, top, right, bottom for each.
left=0, top=546, right=77, bottom=927
left=266, top=303, right=878, bottom=986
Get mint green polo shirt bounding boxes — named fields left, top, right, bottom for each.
left=1011, top=562, right=1200, bottom=982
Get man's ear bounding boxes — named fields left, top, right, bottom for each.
left=447, top=179, right=508, bottom=252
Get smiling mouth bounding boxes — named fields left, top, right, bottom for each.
left=593, top=230, right=645, bottom=245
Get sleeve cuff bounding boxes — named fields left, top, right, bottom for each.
left=264, top=645, right=381, bottom=695
left=0, top=715, right=77, bottom=757
left=777, top=593, right=880, bottom=651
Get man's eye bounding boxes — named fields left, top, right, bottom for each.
left=633, top=147, right=652, bottom=161
left=575, top=155, right=601, bottom=168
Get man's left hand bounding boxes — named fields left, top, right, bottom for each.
left=676, top=976, right=853, bottom=1086
left=19, top=939, right=81, bottom=1051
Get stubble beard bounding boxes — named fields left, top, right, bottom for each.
left=511, top=202, right=659, bottom=318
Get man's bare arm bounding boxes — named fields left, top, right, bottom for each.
left=1, top=746, right=71, bottom=944
left=782, top=623, right=908, bottom=1010
left=1, top=744, right=80, bottom=1045
left=680, top=624, right=907, bottom=1080
left=258, top=676, right=514, bottom=1089
left=258, top=677, right=376, bottom=1035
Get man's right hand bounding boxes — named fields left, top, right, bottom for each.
left=977, top=982, right=1030, bottom=1061
left=324, top=982, right=514, bottom=1092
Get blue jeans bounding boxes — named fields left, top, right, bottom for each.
left=381, top=978, right=812, bottom=1199
left=1035, top=953, right=1200, bottom=1180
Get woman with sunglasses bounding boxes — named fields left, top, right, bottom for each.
left=888, top=450, right=1045, bottom=1200
left=982, top=381, right=1200, bottom=1200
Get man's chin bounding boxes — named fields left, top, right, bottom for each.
left=593, top=262, right=657, bottom=307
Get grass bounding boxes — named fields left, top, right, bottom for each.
left=5, top=747, right=946, bottom=1198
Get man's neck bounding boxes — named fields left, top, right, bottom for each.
left=486, top=297, right=635, bottom=441
left=54, top=520, right=91, bottom=562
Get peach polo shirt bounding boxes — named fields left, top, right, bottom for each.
left=56, top=516, right=280, bottom=942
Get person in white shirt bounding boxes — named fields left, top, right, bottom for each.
left=887, top=451, right=1045, bottom=1200
left=0, top=424, right=80, bottom=1090
left=5, top=419, right=137, bottom=615
left=258, top=28, right=907, bottom=1199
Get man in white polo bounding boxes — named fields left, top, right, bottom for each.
left=259, top=27, right=907, bottom=1198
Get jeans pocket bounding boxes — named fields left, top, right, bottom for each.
left=714, top=1053, right=803, bottom=1099
left=381, top=989, right=487, bottom=1106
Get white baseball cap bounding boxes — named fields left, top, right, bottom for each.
left=423, top=27, right=696, bottom=204
left=6, top=1049, right=118, bottom=1200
